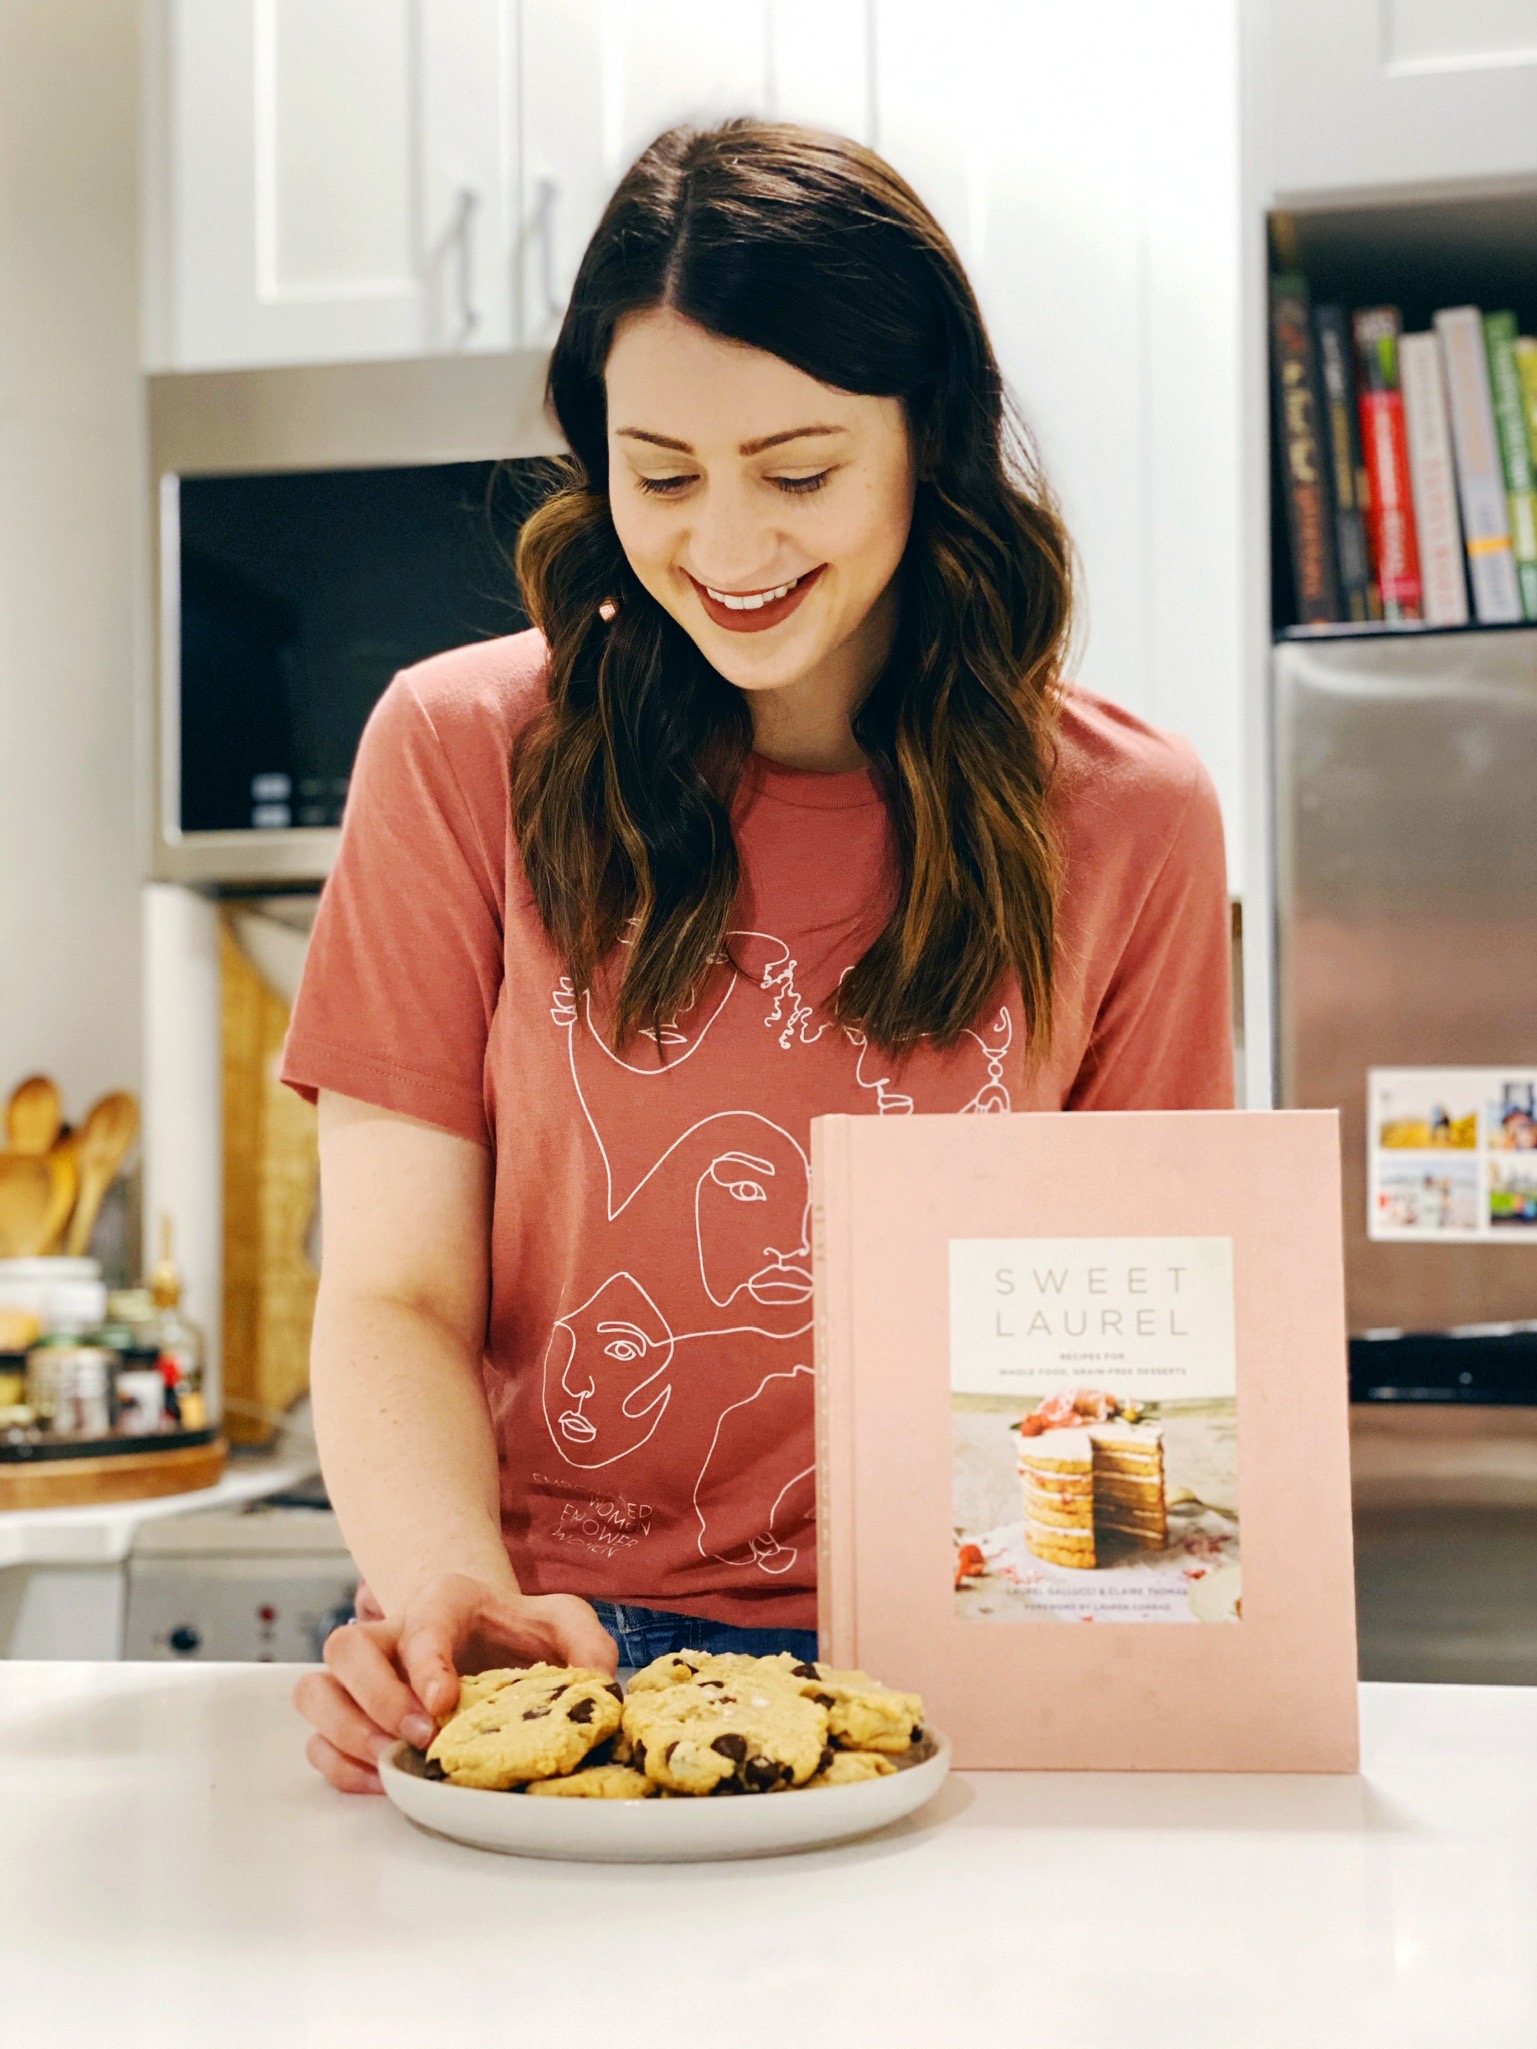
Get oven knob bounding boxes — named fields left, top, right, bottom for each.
left=168, top=1624, right=201, bottom=1655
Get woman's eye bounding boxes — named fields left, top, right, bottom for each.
left=635, top=473, right=695, bottom=497
left=771, top=471, right=831, bottom=496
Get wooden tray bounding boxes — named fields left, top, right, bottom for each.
left=0, top=1437, right=227, bottom=1511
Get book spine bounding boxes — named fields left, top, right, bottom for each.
left=1484, top=311, right=1537, bottom=619
left=1434, top=306, right=1523, bottom=624
left=1352, top=307, right=1423, bottom=621
left=1313, top=304, right=1376, bottom=621
left=810, top=1116, right=857, bottom=1668
left=1270, top=274, right=1339, bottom=625
left=1398, top=332, right=1469, bottom=628
left=1517, top=337, right=1537, bottom=468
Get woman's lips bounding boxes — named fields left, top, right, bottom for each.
left=688, top=563, right=825, bottom=634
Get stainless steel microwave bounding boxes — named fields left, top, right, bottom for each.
left=150, top=352, right=563, bottom=887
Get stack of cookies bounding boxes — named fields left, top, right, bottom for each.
left=423, top=1651, right=926, bottom=1800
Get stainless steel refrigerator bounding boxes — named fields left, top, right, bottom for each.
left=1274, top=627, right=1537, bottom=1400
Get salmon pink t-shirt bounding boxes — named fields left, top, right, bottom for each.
left=282, top=629, right=1233, bottom=1628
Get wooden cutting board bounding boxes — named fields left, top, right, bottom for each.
left=0, top=1437, right=227, bottom=1511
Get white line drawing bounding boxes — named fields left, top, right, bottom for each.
left=540, top=1272, right=675, bottom=1470
left=695, top=1137, right=813, bottom=1311
left=692, top=1364, right=816, bottom=1576
left=959, top=1004, right=1015, bottom=1115
left=844, top=1019, right=916, bottom=1115
left=540, top=929, right=1019, bottom=1486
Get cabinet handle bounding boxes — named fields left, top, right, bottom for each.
left=535, top=177, right=562, bottom=322
left=452, top=186, right=480, bottom=347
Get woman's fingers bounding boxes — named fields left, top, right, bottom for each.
left=524, top=1593, right=620, bottom=1676
left=396, top=1599, right=473, bottom=1723
left=322, top=1620, right=435, bottom=1748
left=305, top=1729, right=382, bottom=1795
left=293, top=1668, right=399, bottom=1768
left=472, top=1591, right=618, bottom=1676
left=352, top=1578, right=386, bottom=1623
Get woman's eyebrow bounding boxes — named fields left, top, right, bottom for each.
left=614, top=425, right=848, bottom=456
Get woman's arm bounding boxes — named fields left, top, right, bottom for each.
left=294, top=1090, right=615, bottom=1793
left=308, top=1089, right=510, bottom=1606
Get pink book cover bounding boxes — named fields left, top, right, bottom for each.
left=812, top=1110, right=1359, bottom=1772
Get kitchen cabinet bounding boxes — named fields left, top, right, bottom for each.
left=1269, top=0, right=1537, bottom=198
left=151, top=0, right=519, bottom=368
left=875, top=0, right=1250, bottom=893
left=516, top=0, right=871, bottom=346
left=149, top=0, right=871, bottom=369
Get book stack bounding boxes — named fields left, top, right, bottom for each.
left=1271, top=277, right=1537, bottom=630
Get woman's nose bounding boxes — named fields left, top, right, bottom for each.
left=687, top=482, right=782, bottom=588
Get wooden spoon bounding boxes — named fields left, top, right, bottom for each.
left=6, top=1075, right=62, bottom=1155
left=65, top=1092, right=141, bottom=1258
left=38, top=1142, right=80, bottom=1256
left=0, top=1154, right=54, bottom=1257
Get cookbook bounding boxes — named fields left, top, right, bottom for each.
left=811, top=1109, right=1359, bottom=1771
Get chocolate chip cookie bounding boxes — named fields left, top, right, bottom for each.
left=783, top=1660, right=926, bottom=1753
left=621, top=1673, right=829, bottom=1796
left=524, top=1762, right=655, bottom=1799
left=426, top=1666, right=623, bottom=1789
left=806, top=1749, right=898, bottom=1788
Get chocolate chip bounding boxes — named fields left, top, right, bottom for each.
left=605, top=1682, right=623, bottom=1700
left=664, top=1741, right=679, bottom=1764
left=632, top=1742, right=648, bottom=1772
left=711, top=1731, right=748, bottom=1762
left=909, top=1726, right=925, bottom=1745
left=424, top=1758, right=446, bottom=1780
left=743, top=1756, right=787, bottom=1792
left=790, top=1662, right=821, bottom=1679
left=812, top=1692, right=835, bottom=1708
left=568, top=1696, right=596, bottom=1724
left=818, top=1747, right=835, bottom=1774
left=521, top=1706, right=551, bottom=1721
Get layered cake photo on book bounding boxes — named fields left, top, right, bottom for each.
left=950, top=1238, right=1240, bottom=1623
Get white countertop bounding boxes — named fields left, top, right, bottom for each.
left=1, top=1664, right=1534, bottom=2049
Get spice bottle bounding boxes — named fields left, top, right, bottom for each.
left=149, top=1217, right=208, bottom=1432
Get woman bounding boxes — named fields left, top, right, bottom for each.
left=286, top=121, right=1232, bottom=1792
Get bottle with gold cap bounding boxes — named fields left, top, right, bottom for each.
left=149, top=1217, right=208, bottom=1433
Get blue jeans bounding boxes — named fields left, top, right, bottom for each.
left=590, top=1599, right=819, bottom=1672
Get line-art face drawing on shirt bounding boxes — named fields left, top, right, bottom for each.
left=692, top=1364, right=816, bottom=1577
left=549, top=930, right=826, bottom=1080
left=695, top=1130, right=813, bottom=1311
left=959, top=1003, right=1015, bottom=1115
left=844, top=1018, right=916, bottom=1115
left=541, top=1271, right=675, bottom=1470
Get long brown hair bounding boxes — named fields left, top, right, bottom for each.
left=512, top=120, right=1073, bottom=1055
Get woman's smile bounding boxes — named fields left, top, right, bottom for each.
left=685, top=563, right=826, bottom=634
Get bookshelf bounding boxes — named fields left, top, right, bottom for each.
left=1268, top=184, right=1537, bottom=641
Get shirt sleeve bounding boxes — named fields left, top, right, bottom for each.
left=280, top=672, right=504, bottom=1144
left=1064, top=762, right=1236, bottom=1112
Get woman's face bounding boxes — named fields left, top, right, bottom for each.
left=604, top=306, right=915, bottom=701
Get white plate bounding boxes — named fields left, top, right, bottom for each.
left=379, top=1733, right=951, bottom=1863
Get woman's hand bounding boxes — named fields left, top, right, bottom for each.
left=293, top=1573, right=618, bottom=1793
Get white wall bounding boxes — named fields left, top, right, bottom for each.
left=0, top=0, right=144, bottom=1120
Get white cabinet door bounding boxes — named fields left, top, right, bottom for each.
left=875, top=0, right=1247, bottom=888
left=517, top=0, right=871, bottom=346
left=1270, top=0, right=1537, bottom=197
left=162, top=0, right=516, bottom=369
